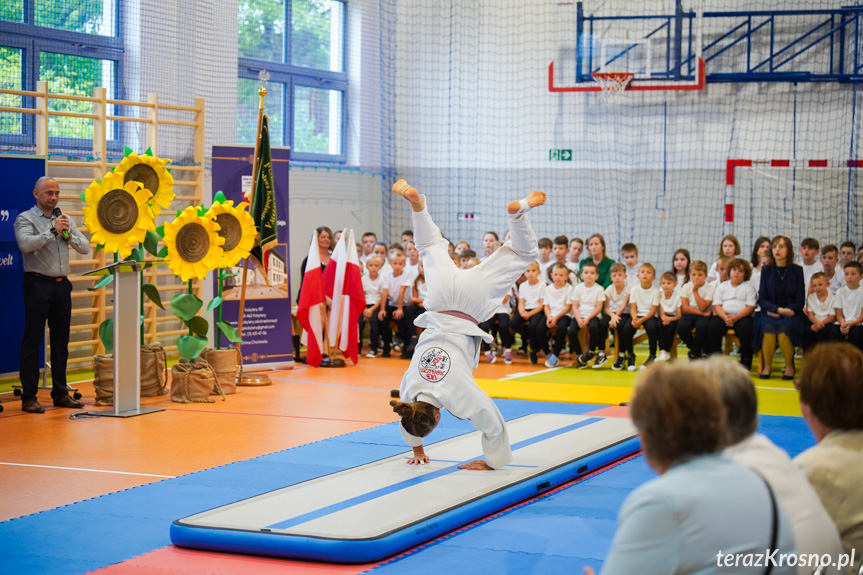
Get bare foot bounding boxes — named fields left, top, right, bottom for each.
left=392, top=179, right=425, bottom=211
left=507, top=190, right=546, bottom=215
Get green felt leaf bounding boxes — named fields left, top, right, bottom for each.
left=142, top=283, right=164, bottom=309
left=89, top=274, right=114, bottom=291
left=157, top=246, right=168, bottom=258
left=213, top=190, right=227, bottom=204
left=124, top=145, right=133, bottom=157
left=205, top=296, right=224, bottom=315
left=217, top=320, right=242, bottom=343
left=143, top=231, right=161, bottom=256
left=99, top=319, right=114, bottom=354
left=171, top=293, right=203, bottom=322
left=190, top=316, right=209, bottom=337
left=176, top=334, right=207, bottom=360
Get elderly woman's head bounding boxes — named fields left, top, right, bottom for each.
left=797, top=343, right=863, bottom=441
left=696, top=357, right=759, bottom=445
left=630, top=363, right=730, bottom=473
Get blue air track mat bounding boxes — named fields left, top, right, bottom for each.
left=171, top=413, right=639, bottom=564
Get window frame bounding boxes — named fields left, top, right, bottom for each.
left=0, top=0, right=124, bottom=150
left=237, top=0, right=348, bottom=164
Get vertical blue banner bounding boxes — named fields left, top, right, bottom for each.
left=211, top=145, right=293, bottom=369
left=0, top=155, right=47, bottom=376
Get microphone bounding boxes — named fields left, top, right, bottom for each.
left=53, top=207, right=70, bottom=239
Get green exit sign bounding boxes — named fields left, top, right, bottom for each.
left=549, top=149, right=572, bottom=161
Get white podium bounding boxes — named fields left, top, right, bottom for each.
left=85, top=261, right=164, bottom=418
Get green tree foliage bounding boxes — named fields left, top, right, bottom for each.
left=40, top=52, right=112, bottom=139
left=238, top=0, right=285, bottom=62
left=0, top=2, right=24, bottom=22
left=34, top=0, right=110, bottom=35
left=290, top=0, right=333, bottom=70
left=0, top=47, right=22, bottom=134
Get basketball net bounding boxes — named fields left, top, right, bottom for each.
left=591, top=72, right=634, bottom=103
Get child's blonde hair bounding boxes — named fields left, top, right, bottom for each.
left=526, top=261, right=541, bottom=272
left=639, top=262, right=656, bottom=275
left=365, top=255, right=383, bottom=266
left=465, top=257, right=481, bottom=269
left=716, top=255, right=733, bottom=265
left=548, top=262, right=571, bottom=284
left=609, top=262, right=627, bottom=275
left=689, top=260, right=708, bottom=274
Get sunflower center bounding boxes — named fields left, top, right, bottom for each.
left=175, top=222, right=210, bottom=263
left=124, top=164, right=160, bottom=195
left=97, top=189, right=139, bottom=234
left=215, top=213, right=242, bottom=252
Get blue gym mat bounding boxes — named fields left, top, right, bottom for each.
left=0, top=401, right=816, bottom=575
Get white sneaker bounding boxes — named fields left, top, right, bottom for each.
left=656, top=350, right=670, bottom=362
left=544, top=353, right=559, bottom=368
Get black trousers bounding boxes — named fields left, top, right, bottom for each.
left=381, top=304, right=413, bottom=354
left=802, top=319, right=834, bottom=350
left=568, top=316, right=603, bottom=353
left=607, top=315, right=633, bottom=354
left=510, top=310, right=546, bottom=352
left=619, top=316, right=659, bottom=356
left=706, top=315, right=754, bottom=362
left=657, top=319, right=679, bottom=352
left=831, top=324, right=863, bottom=350
left=19, top=274, right=72, bottom=403
left=358, top=304, right=381, bottom=352
left=677, top=314, right=710, bottom=356
left=479, top=312, right=514, bottom=350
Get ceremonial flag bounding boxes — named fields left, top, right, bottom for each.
left=338, top=230, right=366, bottom=363
left=323, top=229, right=348, bottom=348
left=249, top=115, right=278, bottom=278
left=297, top=230, right=326, bottom=367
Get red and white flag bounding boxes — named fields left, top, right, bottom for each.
left=297, top=230, right=326, bottom=367
left=322, top=228, right=348, bottom=348
left=338, top=230, right=366, bottom=363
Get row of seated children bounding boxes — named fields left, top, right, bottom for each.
left=356, top=228, right=862, bottom=360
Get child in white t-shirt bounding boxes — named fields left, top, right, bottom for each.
left=677, top=260, right=714, bottom=360
left=656, top=271, right=682, bottom=362
left=542, top=263, right=573, bottom=367
left=621, top=263, right=660, bottom=371
left=832, top=262, right=863, bottom=350
left=604, top=263, right=632, bottom=371
left=361, top=255, right=385, bottom=357
left=708, top=235, right=741, bottom=283
left=621, top=243, right=640, bottom=287
left=569, top=261, right=607, bottom=368
left=512, top=261, right=546, bottom=364
left=804, top=272, right=835, bottom=350
left=708, top=258, right=757, bottom=369
left=799, top=238, right=824, bottom=295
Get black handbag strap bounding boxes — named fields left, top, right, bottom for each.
left=759, top=473, right=779, bottom=575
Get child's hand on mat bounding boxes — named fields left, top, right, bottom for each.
left=406, top=455, right=429, bottom=465
left=458, top=460, right=493, bottom=471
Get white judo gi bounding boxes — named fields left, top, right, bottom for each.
left=398, top=198, right=539, bottom=469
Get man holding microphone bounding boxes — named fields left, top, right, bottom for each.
left=14, top=177, right=89, bottom=413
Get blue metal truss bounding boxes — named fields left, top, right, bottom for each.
left=575, top=1, right=863, bottom=84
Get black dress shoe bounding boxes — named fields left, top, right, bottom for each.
left=22, top=400, right=45, bottom=414
left=53, top=395, right=84, bottom=408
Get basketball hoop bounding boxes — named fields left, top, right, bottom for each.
left=591, top=72, right=634, bottom=103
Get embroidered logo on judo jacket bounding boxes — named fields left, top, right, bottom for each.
left=418, top=347, right=451, bottom=382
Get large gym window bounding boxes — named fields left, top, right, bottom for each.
left=237, top=0, right=347, bottom=163
left=0, top=0, right=122, bottom=148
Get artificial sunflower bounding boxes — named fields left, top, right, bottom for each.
left=204, top=200, right=256, bottom=268
left=115, top=151, right=175, bottom=216
left=163, top=206, right=225, bottom=282
left=83, top=171, right=155, bottom=259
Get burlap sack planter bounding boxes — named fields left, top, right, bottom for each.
left=170, top=356, right=226, bottom=404
left=203, top=347, right=241, bottom=395
left=91, top=343, right=169, bottom=406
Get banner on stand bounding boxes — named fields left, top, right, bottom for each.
left=212, top=145, right=293, bottom=369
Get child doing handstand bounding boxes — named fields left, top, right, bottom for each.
left=389, top=180, right=545, bottom=471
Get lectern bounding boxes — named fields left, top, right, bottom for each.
left=84, top=261, right=164, bottom=417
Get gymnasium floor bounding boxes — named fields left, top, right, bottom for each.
left=0, top=346, right=810, bottom=574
